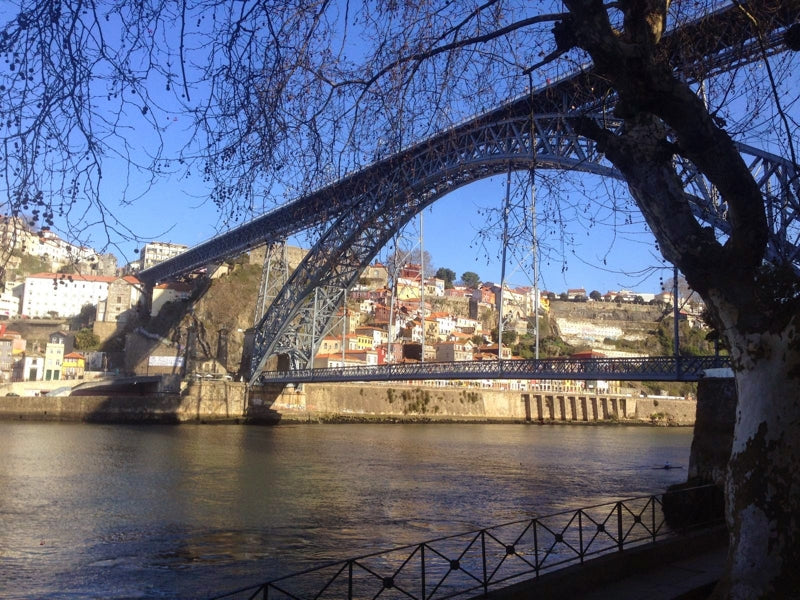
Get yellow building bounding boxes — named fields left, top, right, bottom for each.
left=62, top=352, right=86, bottom=380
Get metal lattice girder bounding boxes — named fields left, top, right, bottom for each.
left=254, top=356, right=730, bottom=385
left=137, top=2, right=800, bottom=287
left=248, top=118, right=797, bottom=381
left=253, top=241, right=289, bottom=326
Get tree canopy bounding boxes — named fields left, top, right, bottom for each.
left=435, top=267, right=456, bottom=288
left=460, top=271, right=481, bottom=289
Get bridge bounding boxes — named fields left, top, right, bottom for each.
left=255, top=356, right=730, bottom=385
left=135, top=4, right=799, bottom=385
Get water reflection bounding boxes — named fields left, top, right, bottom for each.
left=0, top=422, right=692, bottom=598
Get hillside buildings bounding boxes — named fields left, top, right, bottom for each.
left=21, top=273, right=142, bottom=319
left=1, top=216, right=117, bottom=276
left=135, top=241, right=189, bottom=271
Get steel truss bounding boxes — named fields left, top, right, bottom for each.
left=248, top=109, right=797, bottom=379
left=254, top=355, right=730, bottom=385
left=242, top=9, right=798, bottom=381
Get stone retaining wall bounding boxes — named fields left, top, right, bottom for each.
left=0, top=381, right=247, bottom=423
left=0, top=380, right=697, bottom=425
left=250, top=383, right=697, bottom=425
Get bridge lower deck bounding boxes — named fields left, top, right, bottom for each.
left=255, top=356, right=730, bottom=385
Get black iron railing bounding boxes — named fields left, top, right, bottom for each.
left=209, top=484, right=723, bottom=600
left=255, top=355, right=731, bottom=385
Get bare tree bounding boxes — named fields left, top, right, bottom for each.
left=3, top=1, right=800, bottom=595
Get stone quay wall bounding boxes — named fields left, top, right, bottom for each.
left=0, top=381, right=247, bottom=423
left=250, top=383, right=698, bottom=425
left=0, top=380, right=697, bottom=425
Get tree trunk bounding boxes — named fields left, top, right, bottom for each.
left=713, top=320, right=800, bottom=598
left=560, top=3, right=800, bottom=595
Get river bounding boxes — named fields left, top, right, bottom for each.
left=0, top=422, right=693, bottom=599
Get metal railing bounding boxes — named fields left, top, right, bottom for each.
left=210, top=484, right=724, bottom=600
left=255, top=355, right=731, bottom=385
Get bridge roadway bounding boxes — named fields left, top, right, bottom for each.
left=254, top=355, right=730, bottom=385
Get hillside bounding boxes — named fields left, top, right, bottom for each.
left=128, top=257, right=715, bottom=396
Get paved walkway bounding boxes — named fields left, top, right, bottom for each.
left=484, top=529, right=728, bottom=600
left=574, top=544, right=726, bottom=600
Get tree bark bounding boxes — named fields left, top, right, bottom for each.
left=713, top=320, right=800, bottom=598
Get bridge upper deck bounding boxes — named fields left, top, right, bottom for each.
left=137, top=3, right=800, bottom=286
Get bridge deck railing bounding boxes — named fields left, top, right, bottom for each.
left=255, top=356, right=731, bottom=385
left=209, top=484, right=724, bottom=600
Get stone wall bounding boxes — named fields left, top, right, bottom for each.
left=0, top=381, right=247, bottom=423
left=0, top=380, right=698, bottom=426
left=633, top=396, right=699, bottom=426
left=249, top=383, right=690, bottom=425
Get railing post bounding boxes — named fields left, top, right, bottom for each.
left=578, top=510, right=584, bottom=563
left=617, top=502, right=624, bottom=551
left=348, top=560, right=353, bottom=600
left=420, top=544, right=426, bottom=600
left=533, top=519, right=540, bottom=578
left=481, top=530, right=488, bottom=595
left=652, top=495, right=657, bottom=542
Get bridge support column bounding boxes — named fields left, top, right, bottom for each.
left=554, top=396, right=564, bottom=420
left=521, top=394, right=532, bottom=422
left=577, top=397, right=587, bottom=421
left=566, top=396, right=577, bottom=421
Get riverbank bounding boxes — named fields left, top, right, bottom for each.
left=0, top=380, right=698, bottom=425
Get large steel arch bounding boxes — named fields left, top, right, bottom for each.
left=250, top=108, right=800, bottom=382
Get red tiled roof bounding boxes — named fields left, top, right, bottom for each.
left=28, top=272, right=116, bottom=283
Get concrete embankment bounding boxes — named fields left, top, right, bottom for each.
left=251, top=383, right=697, bottom=425
left=0, top=380, right=697, bottom=425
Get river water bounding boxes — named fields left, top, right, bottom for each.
left=0, top=422, right=693, bottom=599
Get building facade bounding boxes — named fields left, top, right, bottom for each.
left=22, top=273, right=116, bottom=318
left=139, top=241, right=189, bottom=270
left=44, top=341, right=64, bottom=381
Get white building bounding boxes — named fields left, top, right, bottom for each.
left=22, top=273, right=116, bottom=318
left=555, top=318, right=624, bottom=343
left=44, top=341, right=64, bottom=381
left=455, top=316, right=481, bottom=334
left=151, top=282, right=192, bottom=316
left=139, top=241, right=189, bottom=270
left=431, top=313, right=457, bottom=339
left=24, top=230, right=95, bottom=270
left=0, top=282, right=20, bottom=318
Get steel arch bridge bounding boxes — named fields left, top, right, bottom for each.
left=133, top=3, right=800, bottom=384
left=246, top=114, right=799, bottom=380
